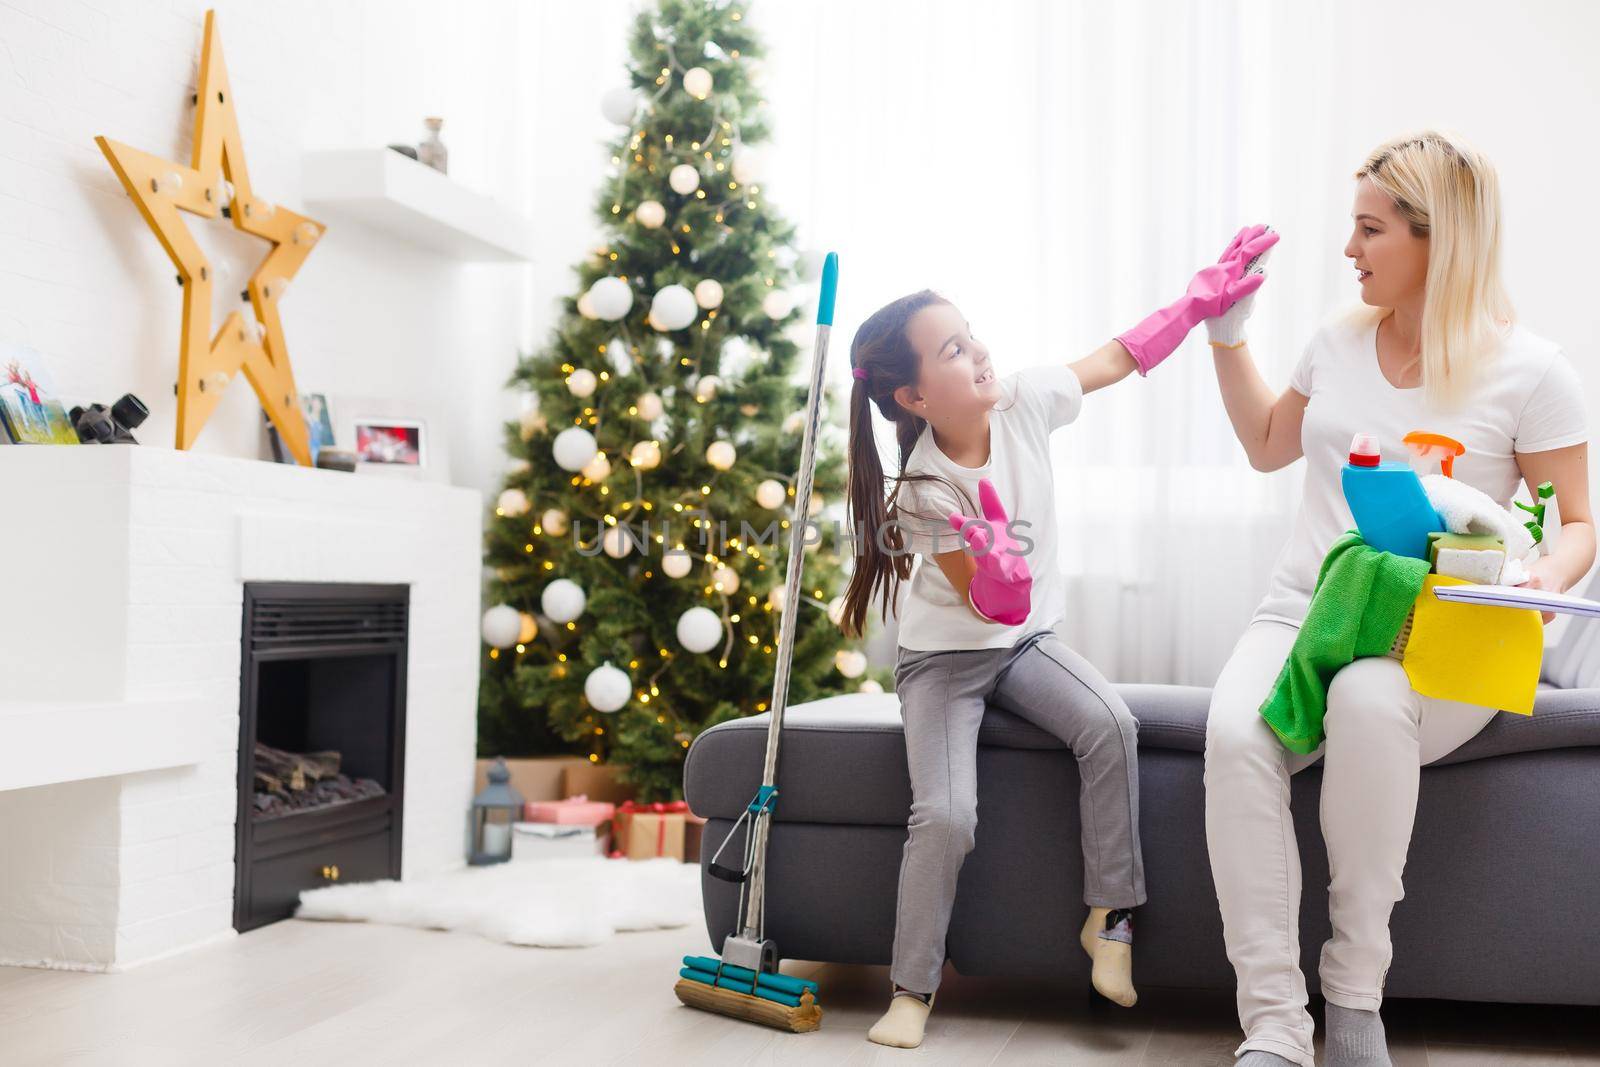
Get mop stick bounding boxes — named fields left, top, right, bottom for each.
left=674, top=252, right=838, bottom=1033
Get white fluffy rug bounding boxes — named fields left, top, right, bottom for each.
left=295, top=858, right=702, bottom=948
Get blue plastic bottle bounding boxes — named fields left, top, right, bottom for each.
left=1340, top=433, right=1442, bottom=560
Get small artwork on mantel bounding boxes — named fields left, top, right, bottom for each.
left=354, top=419, right=424, bottom=467
left=0, top=343, right=79, bottom=445
left=334, top=395, right=447, bottom=483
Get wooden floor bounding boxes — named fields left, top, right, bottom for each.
left=2, top=919, right=1598, bottom=1065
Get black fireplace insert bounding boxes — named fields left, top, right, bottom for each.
left=234, top=582, right=408, bottom=932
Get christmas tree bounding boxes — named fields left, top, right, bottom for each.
left=478, top=0, right=866, bottom=802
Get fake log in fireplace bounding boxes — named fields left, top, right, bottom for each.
left=235, top=583, right=409, bottom=932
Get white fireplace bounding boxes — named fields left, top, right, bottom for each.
left=0, top=447, right=483, bottom=970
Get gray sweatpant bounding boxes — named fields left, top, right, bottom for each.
left=890, top=629, right=1147, bottom=995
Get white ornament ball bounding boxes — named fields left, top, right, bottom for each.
left=600, top=85, right=638, bottom=125
left=650, top=284, right=698, bottom=331
left=481, top=604, right=521, bottom=648
left=566, top=368, right=597, bottom=398
left=669, top=164, right=700, bottom=195
left=662, top=550, right=694, bottom=579
left=541, top=579, right=586, bottom=623
left=518, top=612, right=539, bottom=645
left=581, top=452, right=612, bottom=482
left=797, top=249, right=826, bottom=281
left=826, top=596, right=847, bottom=627
left=711, top=565, right=740, bottom=594
left=576, top=291, right=599, bottom=320
left=629, top=439, right=662, bottom=470
left=552, top=426, right=598, bottom=472
left=767, top=586, right=786, bottom=612
left=682, top=66, right=713, bottom=100
left=601, top=524, right=633, bottom=559
left=834, top=649, right=868, bottom=678
left=540, top=508, right=569, bottom=536
left=584, top=661, right=631, bottom=713
left=587, top=276, right=633, bottom=321
left=676, top=606, right=723, bottom=654
left=694, top=375, right=721, bottom=402
left=731, top=149, right=759, bottom=184
left=635, top=199, right=666, bottom=229
left=859, top=678, right=884, bottom=694
left=782, top=411, right=805, bottom=434
left=762, top=290, right=795, bottom=320
left=693, top=278, right=724, bottom=310
left=507, top=458, right=531, bottom=475
left=635, top=391, right=664, bottom=420
left=705, top=440, right=737, bottom=471
left=756, top=479, right=787, bottom=510
left=496, top=488, right=530, bottom=517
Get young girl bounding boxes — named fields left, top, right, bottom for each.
left=841, top=225, right=1277, bottom=1050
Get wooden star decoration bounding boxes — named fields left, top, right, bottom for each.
left=96, top=10, right=322, bottom=465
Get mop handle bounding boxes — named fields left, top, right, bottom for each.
left=759, top=251, right=838, bottom=788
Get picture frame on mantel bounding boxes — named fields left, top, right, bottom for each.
left=335, top=395, right=449, bottom=483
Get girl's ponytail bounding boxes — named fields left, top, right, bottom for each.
left=839, top=289, right=963, bottom=638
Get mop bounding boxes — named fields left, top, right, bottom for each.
left=672, top=252, right=837, bottom=1034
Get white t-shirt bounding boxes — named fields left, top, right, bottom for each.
left=1254, top=312, right=1588, bottom=627
left=893, top=364, right=1085, bottom=651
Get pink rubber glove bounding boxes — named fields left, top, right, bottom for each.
left=948, top=478, right=1032, bottom=626
left=1116, top=224, right=1281, bottom=376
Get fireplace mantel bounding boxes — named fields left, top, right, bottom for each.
left=0, top=446, right=483, bottom=970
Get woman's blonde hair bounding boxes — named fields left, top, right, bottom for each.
left=1356, top=130, right=1513, bottom=407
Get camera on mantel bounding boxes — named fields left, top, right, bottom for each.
left=70, top=393, right=149, bottom=444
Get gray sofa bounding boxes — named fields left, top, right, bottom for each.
left=683, top=631, right=1600, bottom=1003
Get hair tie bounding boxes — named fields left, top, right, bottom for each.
left=851, top=367, right=868, bottom=381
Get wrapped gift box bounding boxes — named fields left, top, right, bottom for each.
left=512, top=821, right=608, bottom=861
left=612, top=801, right=687, bottom=861
left=524, top=794, right=614, bottom=827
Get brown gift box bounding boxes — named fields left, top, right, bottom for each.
left=613, top=803, right=687, bottom=861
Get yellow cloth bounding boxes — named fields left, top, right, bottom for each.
left=1401, top=574, right=1543, bottom=715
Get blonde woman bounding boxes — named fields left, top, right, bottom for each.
left=1202, top=132, right=1594, bottom=1067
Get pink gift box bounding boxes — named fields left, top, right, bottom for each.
left=523, top=794, right=615, bottom=827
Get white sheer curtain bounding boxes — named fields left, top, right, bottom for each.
left=752, top=0, right=1354, bottom=682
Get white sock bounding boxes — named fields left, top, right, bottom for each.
left=867, top=990, right=933, bottom=1048
left=1080, top=906, right=1138, bottom=1007
left=1237, top=1053, right=1298, bottom=1066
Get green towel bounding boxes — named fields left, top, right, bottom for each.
left=1259, top=531, right=1430, bottom=754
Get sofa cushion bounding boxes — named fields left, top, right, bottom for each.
left=683, top=684, right=1600, bottom=825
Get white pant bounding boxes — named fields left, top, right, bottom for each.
left=1204, top=621, right=1498, bottom=1067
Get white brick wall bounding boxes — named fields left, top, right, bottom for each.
left=0, top=446, right=481, bottom=970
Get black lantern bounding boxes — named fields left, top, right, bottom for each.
left=469, top=757, right=524, bottom=865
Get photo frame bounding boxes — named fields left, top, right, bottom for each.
left=333, top=395, right=448, bottom=482
left=353, top=418, right=425, bottom=467
left=0, top=343, right=79, bottom=445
